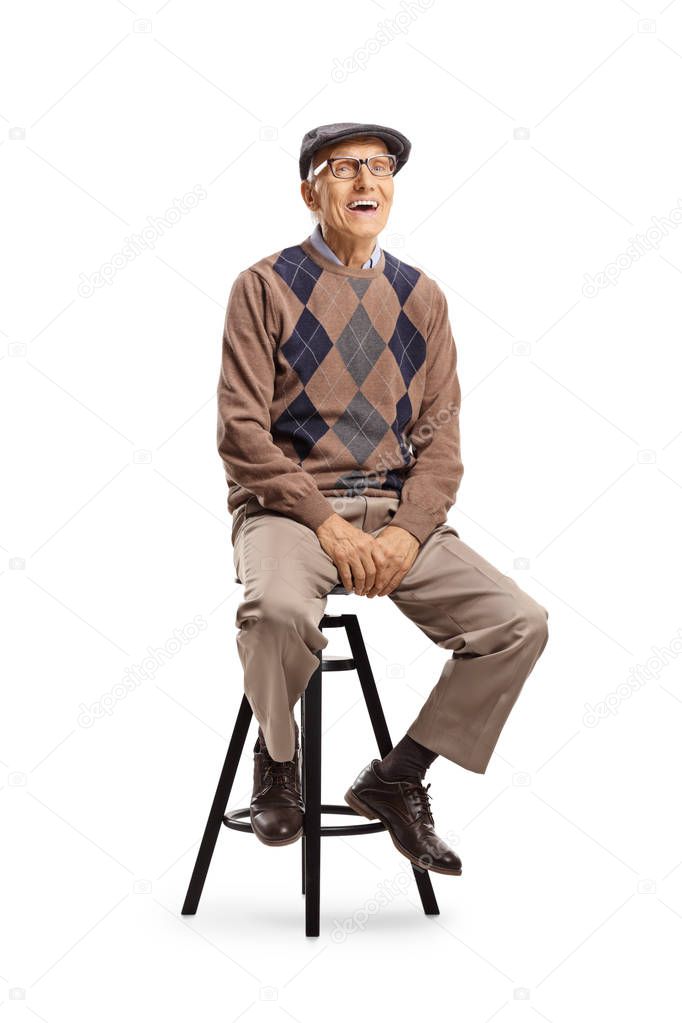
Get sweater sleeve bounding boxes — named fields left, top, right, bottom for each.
left=390, top=282, right=464, bottom=545
left=217, top=269, right=336, bottom=532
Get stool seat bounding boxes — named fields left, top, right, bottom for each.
left=327, top=581, right=351, bottom=595
left=184, top=574, right=441, bottom=935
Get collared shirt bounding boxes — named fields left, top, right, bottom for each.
left=307, top=221, right=381, bottom=269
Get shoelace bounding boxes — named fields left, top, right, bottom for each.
left=267, top=764, right=295, bottom=785
left=260, top=749, right=298, bottom=787
left=404, top=779, right=434, bottom=825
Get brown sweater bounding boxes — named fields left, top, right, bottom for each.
left=216, top=236, right=463, bottom=545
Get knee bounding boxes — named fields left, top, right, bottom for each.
left=517, top=599, right=549, bottom=648
left=237, top=591, right=310, bottom=632
left=260, top=594, right=294, bottom=625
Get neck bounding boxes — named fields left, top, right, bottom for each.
left=319, top=223, right=377, bottom=268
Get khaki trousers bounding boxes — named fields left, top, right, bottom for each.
left=231, top=494, right=549, bottom=774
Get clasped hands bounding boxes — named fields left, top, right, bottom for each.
left=315, top=513, right=420, bottom=597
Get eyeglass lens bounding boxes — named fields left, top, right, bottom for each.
left=331, top=155, right=396, bottom=178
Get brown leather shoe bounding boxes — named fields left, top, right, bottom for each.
left=344, top=760, right=462, bottom=875
left=250, top=724, right=304, bottom=846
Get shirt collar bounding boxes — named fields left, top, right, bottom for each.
left=308, top=222, right=381, bottom=269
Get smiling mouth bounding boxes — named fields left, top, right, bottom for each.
left=345, top=200, right=380, bottom=216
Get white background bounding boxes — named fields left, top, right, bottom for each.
left=2, top=0, right=682, bottom=1019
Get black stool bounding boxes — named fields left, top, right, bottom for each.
left=181, top=579, right=440, bottom=936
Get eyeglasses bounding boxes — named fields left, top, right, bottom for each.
left=312, top=153, right=397, bottom=179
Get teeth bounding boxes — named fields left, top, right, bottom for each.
left=348, top=200, right=377, bottom=209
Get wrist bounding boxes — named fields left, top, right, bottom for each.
left=381, top=524, right=421, bottom=547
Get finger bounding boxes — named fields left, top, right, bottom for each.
left=349, top=558, right=366, bottom=595
left=365, top=545, right=387, bottom=596
left=358, top=551, right=377, bottom=595
left=338, top=562, right=354, bottom=592
left=377, top=567, right=405, bottom=597
left=366, top=563, right=392, bottom=597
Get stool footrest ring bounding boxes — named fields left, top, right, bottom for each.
left=321, top=656, right=356, bottom=671
left=223, top=804, right=387, bottom=837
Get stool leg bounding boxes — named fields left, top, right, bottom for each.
left=303, top=654, right=322, bottom=936
left=300, top=693, right=306, bottom=895
left=344, top=615, right=392, bottom=751
left=344, top=616, right=440, bottom=917
left=181, top=693, right=252, bottom=915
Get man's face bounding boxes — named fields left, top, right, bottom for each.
left=301, top=135, right=394, bottom=240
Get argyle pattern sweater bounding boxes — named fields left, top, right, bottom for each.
left=217, top=236, right=463, bottom=545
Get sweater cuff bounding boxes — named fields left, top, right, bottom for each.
left=390, top=503, right=439, bottom=546
left=293, top=489, right=337, bottom=532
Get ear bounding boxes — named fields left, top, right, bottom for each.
left=300, top=178, right=315, bottom=210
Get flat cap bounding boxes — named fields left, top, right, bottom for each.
left=299, top=121, right=411, bottom=180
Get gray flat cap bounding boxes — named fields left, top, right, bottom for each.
left=299, top=121, right=411, bottom=180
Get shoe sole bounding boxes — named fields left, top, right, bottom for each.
left=344, top=787, right=462, bottom=876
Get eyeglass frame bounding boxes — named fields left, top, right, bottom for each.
left=311, top=153, right=398, bottom=179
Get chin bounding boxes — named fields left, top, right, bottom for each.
left=345, top=218, right=386, bottom=233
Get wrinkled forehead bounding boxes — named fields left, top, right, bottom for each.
left=314, top=135, right=388, bottom=164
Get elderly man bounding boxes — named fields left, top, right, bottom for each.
left=217, top=121, right=549, bottom=875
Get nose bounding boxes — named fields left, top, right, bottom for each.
left=356, top=161, right=375, bottom=185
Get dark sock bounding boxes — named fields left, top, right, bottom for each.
left=375, top=733, right=438, bottom=782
